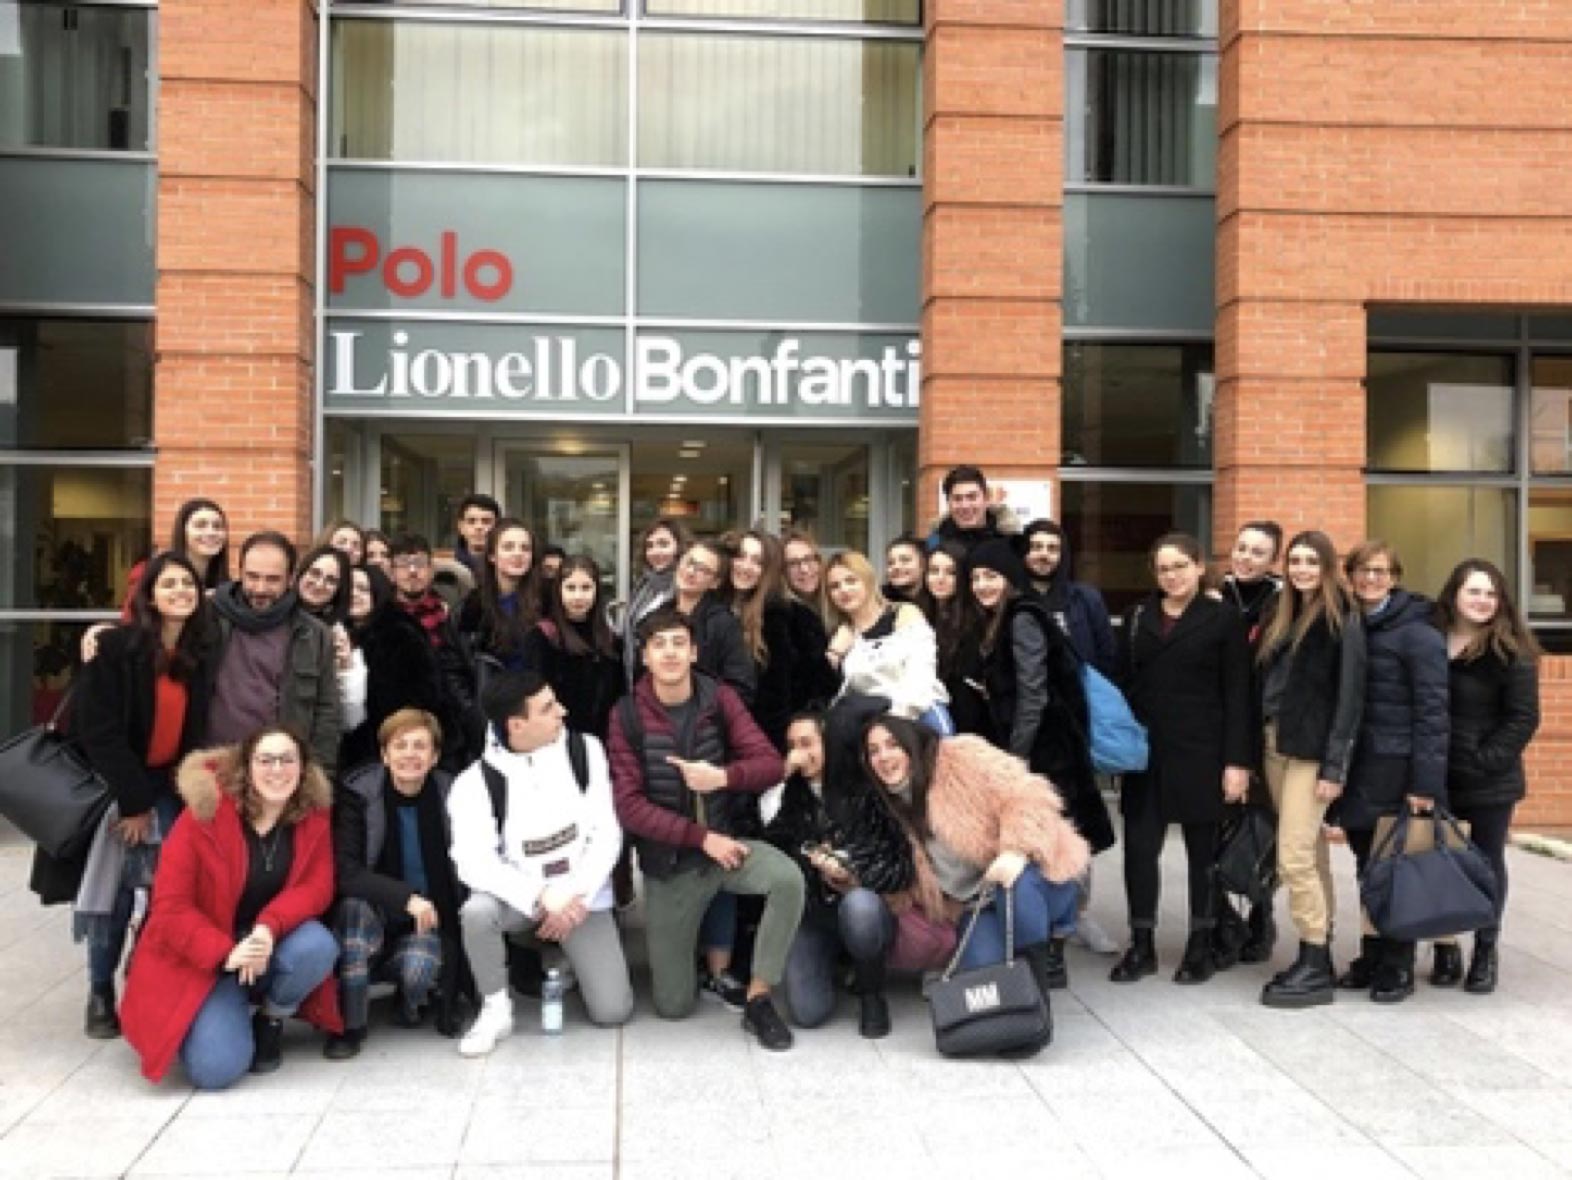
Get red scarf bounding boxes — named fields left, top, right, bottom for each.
left=399, top=592, right=449, bottom=648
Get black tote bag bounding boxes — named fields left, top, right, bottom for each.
left=927, top=886, right=1052, bottom=1059
left=0, top=691, right=111, bottom=860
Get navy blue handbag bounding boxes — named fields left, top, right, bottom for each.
left=1360, top=808, right=1499, bottom=941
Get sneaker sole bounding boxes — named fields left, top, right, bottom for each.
left=701, top=990, right=745, bottom=1014
left=1260, top=988, right=1335, bottom=1010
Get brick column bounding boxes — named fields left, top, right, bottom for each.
left=919, top=0, right=1062, bottom=525
left=1218, top=0, right=1572, bottom=826
left=154, top=0, right=318, bottom=551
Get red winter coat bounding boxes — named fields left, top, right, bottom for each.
left=122, top=746, right=342, bottom=1082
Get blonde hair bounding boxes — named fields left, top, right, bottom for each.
left=825, top=551, right=887, bottom=627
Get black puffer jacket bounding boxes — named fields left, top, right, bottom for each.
left=1340, top=590, right=1449, bottom=830
left=1446, top=649, right=1539, bottom=810
left=1259, top=609, right=1367, bottom=784
left=762, top=773, right=914, bottom=913
left=687, top=592, right=757, bottom=706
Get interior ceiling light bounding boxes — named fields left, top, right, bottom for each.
left=679, top=449, right=701, bottom=460
left=682, top=440, right=705, bottom=449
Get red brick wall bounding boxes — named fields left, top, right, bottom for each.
left=1217, top=0, right=1572, bottom=825
left=919, top=0, right=1062, bottom=523
left=154, top=0, right=318, bottom=557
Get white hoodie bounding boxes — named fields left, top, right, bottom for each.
left=447, top=729, right=622, bottom=917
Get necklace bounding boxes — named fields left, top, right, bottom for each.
left=255, top=825, right=283, bottom=872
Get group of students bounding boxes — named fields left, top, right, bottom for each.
left=42, top=464, right=1538, bottom=1090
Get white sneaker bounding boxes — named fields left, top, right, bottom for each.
left=459, top=991, right=514, bottom=1057
left=1071, top=913, right=1121, bottom=955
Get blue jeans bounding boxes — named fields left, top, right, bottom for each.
left=178, top=920, right=338, bottom=1091
left=782, top=888, right=895, bottom=1027
left=698, top=891, right=736, bottom=956
left=88, top=791, right=181, bottom=987
left=955, top=865, right=1079, bottom=971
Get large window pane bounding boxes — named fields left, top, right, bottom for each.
left=0, top=3, right=151, bottom=151
left=638, top=34, right=920, bottom=177
left=1063, top=194, right=1214, bottom=331
left=630, top=434, right=752, bottom=538
left=1367, top=352, right=1514, bottom=474
left=378, top=433, right=477, bottom=545
left=0, top=157, right=155, bottom=307
left=1067, top=0, right=1217, bottom=37
left=1066, top=49, right=1217, bottom=186
left=0, top=466, right=150, bottom=610
left=0, top=319, right=152, bottom=449
left=330, top=20, right=627, bottom=166
left=639, top=181, right=919, bottom=323
left=1061, top=480, right=1211, bottom=617
left=1531, top=356, right=1572, bottom=474
left=1367, top=485, right=1516, bottom=602
left=647, top=0, right=921, bottom=23
left=1528, top=487, right=1572, bottom=622
left=777, top=441, right=869, bottom=551
left=0, top=619, right=92, bottom=745
left=1063, top=342, right=1212, bottom=468
left=381, top=0, right=622, bottom=9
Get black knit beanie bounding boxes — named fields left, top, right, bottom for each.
left=967, top=538, right=1028, bottom=593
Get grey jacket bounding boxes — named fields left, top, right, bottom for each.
left=214, top=608, right=341, bottom=772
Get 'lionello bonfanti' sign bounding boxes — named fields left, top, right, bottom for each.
left=325, top=326, right=922, bottom=420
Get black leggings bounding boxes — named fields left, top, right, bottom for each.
left=1121, top=781, right=1218, bottom=931
left=1451, top=801, right=1516, bottom=938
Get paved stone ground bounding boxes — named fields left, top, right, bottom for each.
left=2, top=819, right=1571, bottom=1180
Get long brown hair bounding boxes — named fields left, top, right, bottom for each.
left=546, top=554, right=617, bottom=658
left=1435, top=558, right=1542, bottom=663
left=726, top=530, right=788, bottom=666
left=478, top=517, right=540, bottom=659
left=236, top=725, right=317, bottom=829
left=1257, top=530, right=1351, bottom=665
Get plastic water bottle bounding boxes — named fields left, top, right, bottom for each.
left=541, top=968, right=564, bottom=1035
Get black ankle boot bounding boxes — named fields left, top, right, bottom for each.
left=1240, top=902, right=1277, bottom=964
left=1044, top=938, right=1069, bottom=990
left=1465, top=935, right=1499, bottom=995
left=1338, top=936, right=1381, bottom=989
left=1212, top=899, right=1249, bottom=971
left=250, top=1013, right=285, bottom=1074
left=1370, top=939, right=1416, bottom=1004
left=1173, top=930, right=1216, bottom=985
left=1109, top=929, right=1157, bottom=983
left=84, top=983, right=120, bottom=1040
left=1429, top=942, right=1464, bottom=987
left=1261, top=941, right=1335, bottom=1009
left=323, top=1027, right=365, bottom=1061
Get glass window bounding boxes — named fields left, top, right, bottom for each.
left=1067, top=0, right=1217, bottom=37
left=1531, top=356, right=1572, bottom=475
left=638, top=182, right=919, bottom=323
left=1367, top=352, right=1514, bottom=474
left=0, top=319, right=152, bottom=450
left=1368, top=310, right=1516, bottom=344
left=1063, top=194, right=1214, bottom=331
left=777, top=442, right=869, bottom=552
left=381, top=0, right=623, bottom=9
left=329, top=20, right=628, bottom=166
left=1066, top=49, right=1217, bottom=186
left=646, top=0, right=921, bottom=23
left=0, top=465, right=151, bottom=610
left=378, top=433, right=478, bottom=545
left=1367, top=485, right=1516, bottom=603
left=1529, top=486, right=1572, bottom=622
left=1063, top=342, right=1212, bottom=468
left=630, top=435, right=752, bottom=539
left=638, top=34, right=920, bottom=177
left=506, top=449, right=622, bottom=592
left=0, top=619, right=93, bottom=742
left=1061, top=479, right=1210, bottom=617
left=0, top=3, right=151, bottom=151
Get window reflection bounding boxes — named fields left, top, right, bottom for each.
left=1062, top=480, right=1211, bottom=617
left=0, top=466, right=151, bottom=611
left=0, top=4, right=152, bottom=151
left=1368, top=352, right=1514, bottom=474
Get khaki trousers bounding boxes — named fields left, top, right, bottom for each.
left=1262, top=724, right=1336, bottom=945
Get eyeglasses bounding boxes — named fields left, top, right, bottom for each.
left=681, top=556, right=718, bottom=578
left=392, top=557, right=431, bottom=572
left=301, top=568, right=340, bottom=589
left=252, top=753, right=300, bottom=769
left=1355, top=565, right=1394, bottom=581
left=786, top=555, right=821, bottom=570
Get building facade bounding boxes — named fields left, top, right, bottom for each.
left=4, top=0, right=1571, bottom=825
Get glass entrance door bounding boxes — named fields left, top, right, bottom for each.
left=496, top=443, right=629, bottom=599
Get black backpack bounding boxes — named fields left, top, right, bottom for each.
left=478, top=728, right=591, bottom=830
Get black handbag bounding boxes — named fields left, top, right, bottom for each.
left=1360, top=808, right=1500, bottom=941
left=927, top=886, right=1052, bottom=1059
left=1214, top=803, right=1277, bottom=905
left=0, top=690, right=112, bottom=860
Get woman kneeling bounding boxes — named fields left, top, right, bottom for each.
left=122, top=726, right=341, bottom=1089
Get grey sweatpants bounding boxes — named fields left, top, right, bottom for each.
left=460, top=892, right=634, bottom=1027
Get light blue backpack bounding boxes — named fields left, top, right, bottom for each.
left=1080, top=663, right=1149, bottom=775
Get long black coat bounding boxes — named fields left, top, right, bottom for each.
left=979, top=597, right=1115, bottom=853
left=1446, top=649, right=1539, bottom=811
left=521, top=621, right=625, bottom=741
left=78, top=623, right=219, bottom=816
left=1340, top=591, right=1449, bottom=831
left=1122, top=593, right=1252, bottom=825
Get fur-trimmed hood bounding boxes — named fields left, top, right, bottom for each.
left=175, top=744, right=334, bottom=823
